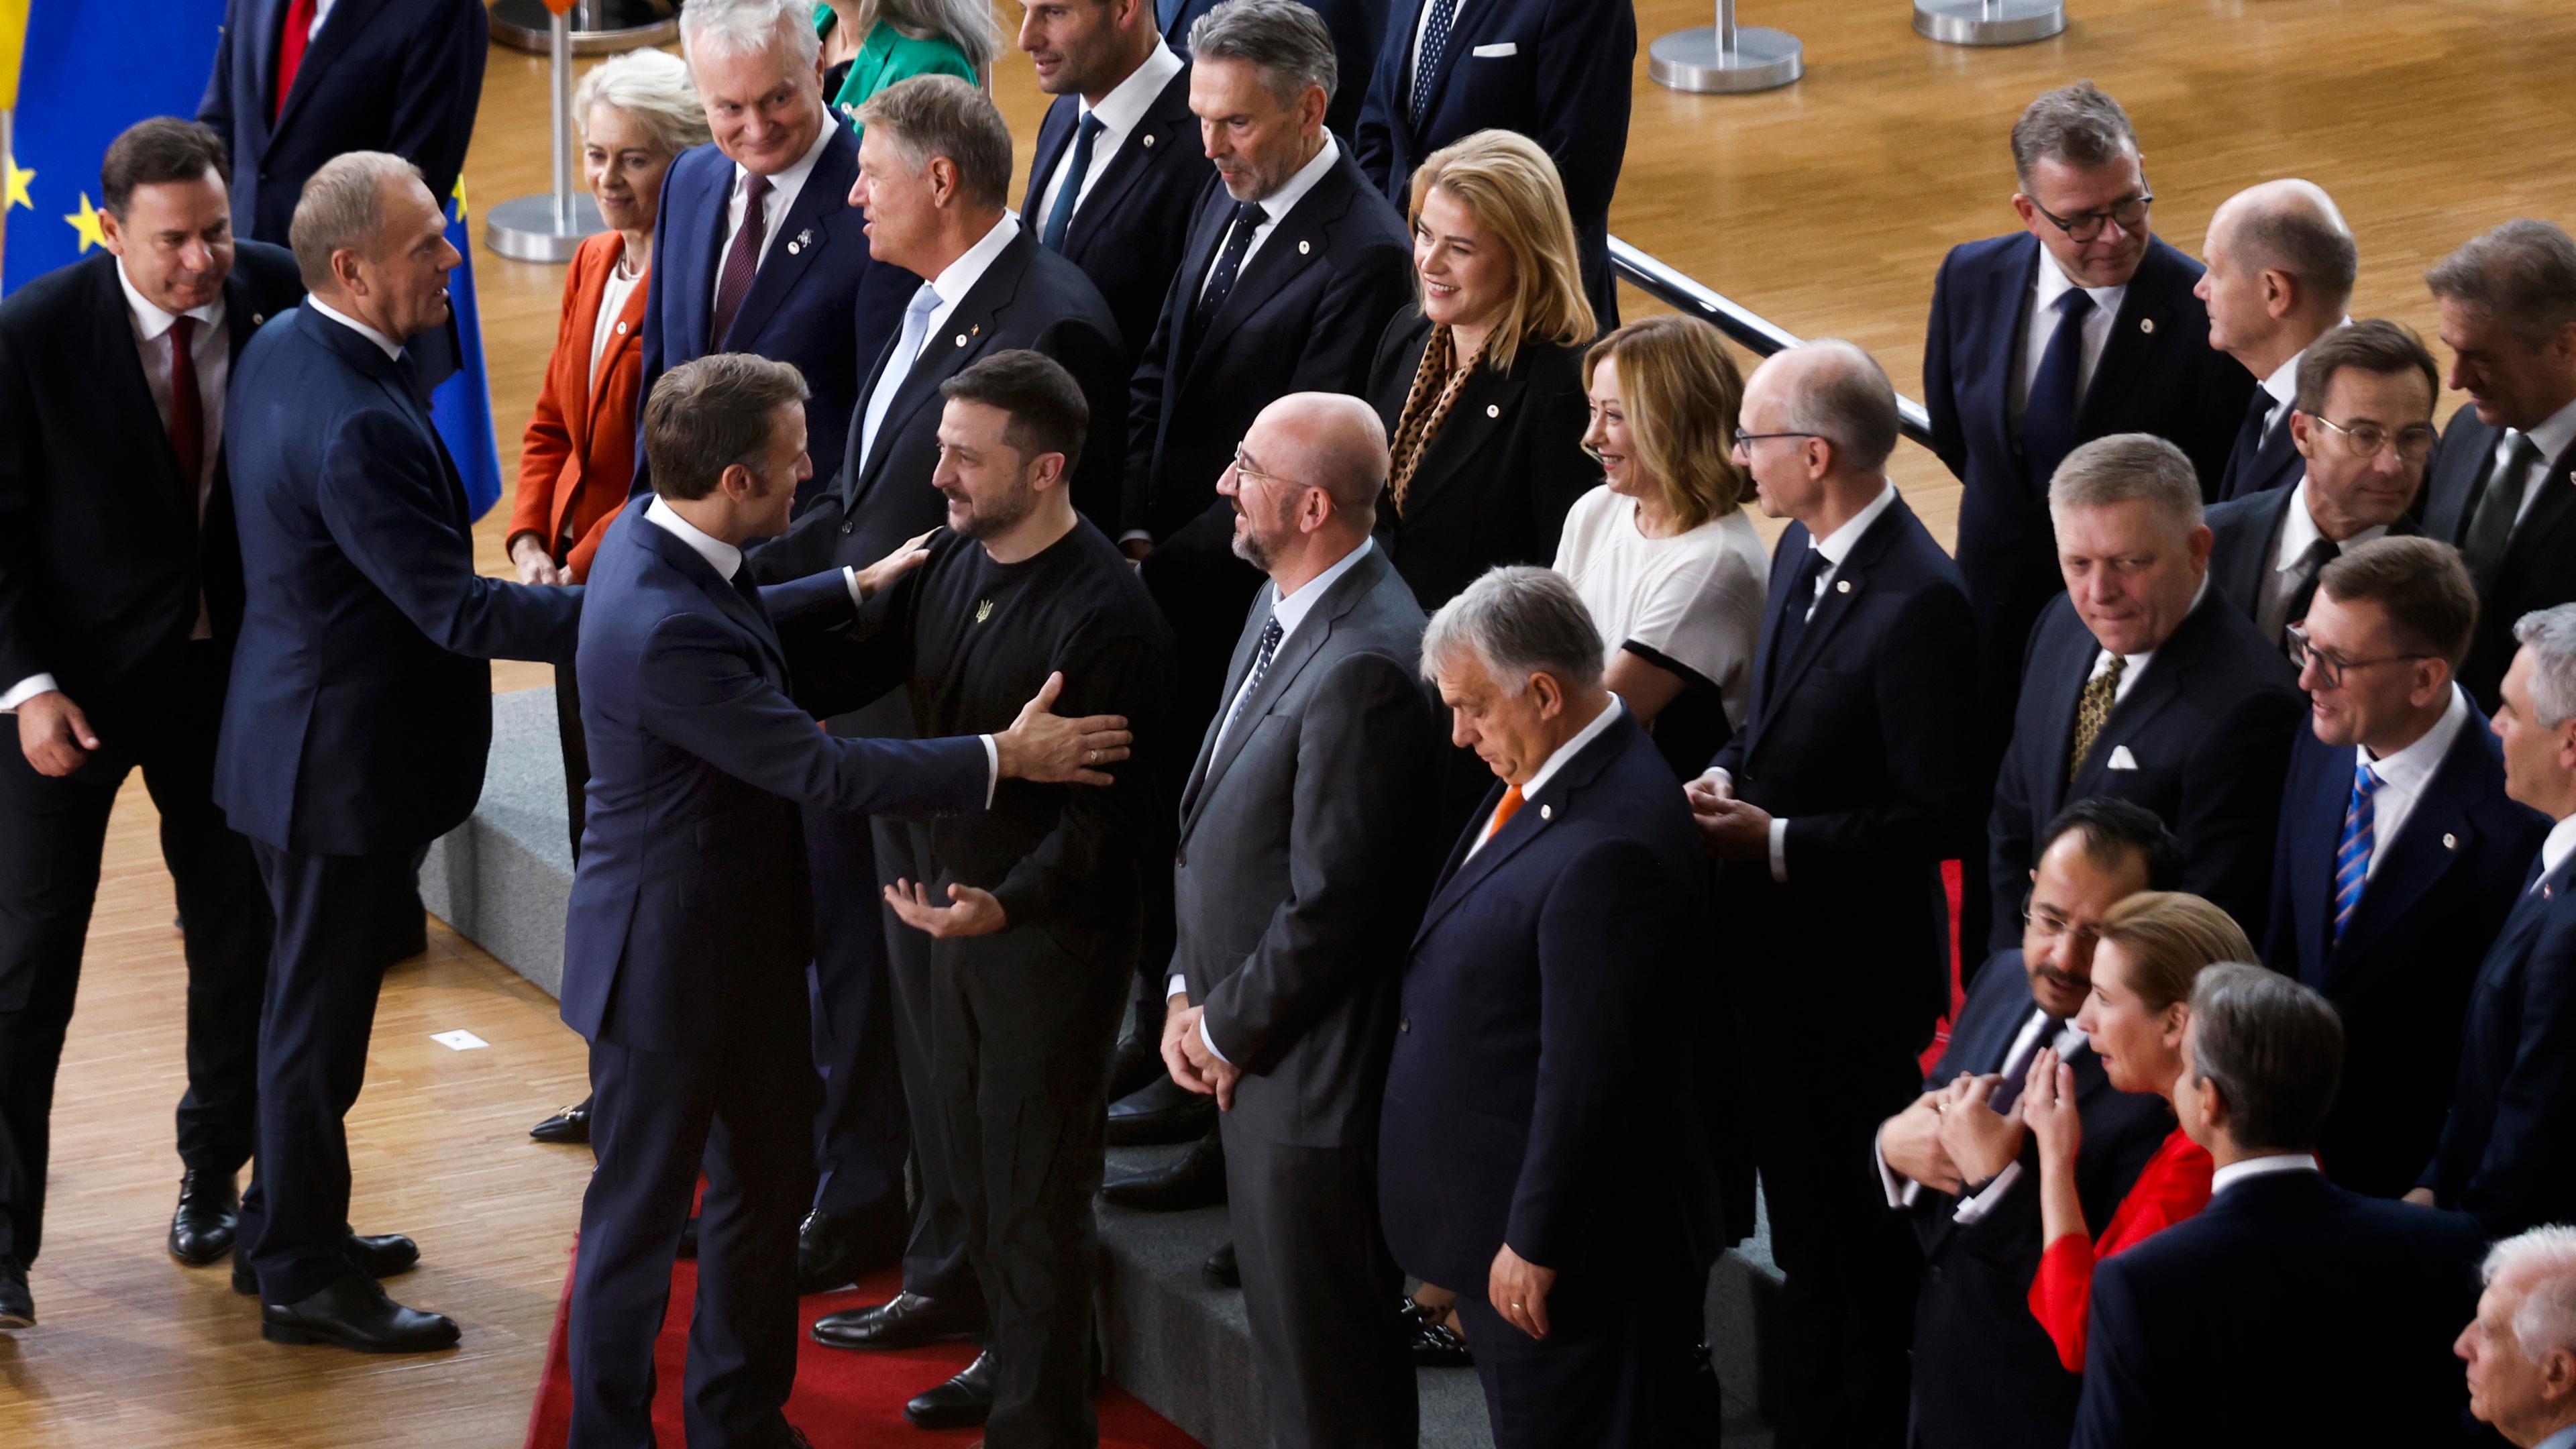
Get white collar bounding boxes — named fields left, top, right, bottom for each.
left=2361, top=683, right=2469, bottom=791
left=733, top=115, right=837, bottom=205
left=2209, top=1152, right=2321, bottom=1198
left=2530, top=1424, right=2576, bottom=1449
left=2033, top=247, right=2128, bottom=320
left=2540, top=812, right=2576, bottom=885
left=2260, top=319, right=2350, bottom=411
left=2512, top=392, right=2576, bottom=469
left=1518, top=694, right=1625, bottom=802
left=1246, top=132, right=1340, bottom=220
left=1081, top=39, right=1182, bottom=136
left=1811, top=482, right=1899, bottom=567
left=1263, top=537, right=1375, bottom=642
left=115, top=258, right=222, bottom=342
left=2275, top=476, right=2392, bottom=572
left=930, top=212, right=1022, bottom=307
left=305, top=294, right=403, bottom=361
left=644, top=496, right=745, bottom=581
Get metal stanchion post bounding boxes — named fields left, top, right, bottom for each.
left=486, top=7, right=604, bottom=264
left=1650, top=0, right=1803, bottom=95
left=490, top=0, right=676, bottom=54
left=1914, top=0, right=2066, bottom=46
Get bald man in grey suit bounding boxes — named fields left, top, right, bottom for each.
left=1163, top=392, right=1436, bottom=1448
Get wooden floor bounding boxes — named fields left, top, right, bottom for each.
left=13, top=0, right=2576, bottom=1442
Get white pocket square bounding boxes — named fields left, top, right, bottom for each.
left=2107, top=745, right=2140, bottom=771
left=1470, top=41, right=1517, bottom=56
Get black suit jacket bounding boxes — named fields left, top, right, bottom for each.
left=752, top=226, right=1128, bottom=582
left=1350, top=0, right=1631, bottom=325
left=1022, top=66, right=1210, bottom=371
left=2204, top=484, right=2420, bottom=648
left=2420, top=402, right=2576, bottom=710
left=2070, top=1171, right=2485, bottom=1449
left=1902, top=951, right=2171, bottom=1449
left=2424, top=848, right=2576, bottom=1236
left=1364, top=308, right=1596, bottom=610
left=1989, top=592, right=2303, bottom=953
left=2215, top=394, right=2304, bottom=502
left=0, top=244, right=305, bottom=735
left=2266, top=699, right=2545, bottom=1198
left=1923, top=233, right=2255, bottom=682
left=1159, top=0, right=1385, bottom=138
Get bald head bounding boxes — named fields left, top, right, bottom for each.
left=1260, top=392, right=1389, bottom=515
left=1222, top=391, right=1389, bottom=584
left=2201, top=179, right=2357, bottom=371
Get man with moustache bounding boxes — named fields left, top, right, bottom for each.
left=2194, top=180, right=2357, bottom=502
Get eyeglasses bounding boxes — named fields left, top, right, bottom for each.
left=2284, top=623, right=2434, bottom=688
left=2021, top=897, right=2103, bottom=950
left=1231, top=445, right=1303, bottom=492
left=2306, top=413, right=2439, bottom=464
left=2027, top=190, right=2153, bottom=244
left=1732, top=429, right=1821, bottom=452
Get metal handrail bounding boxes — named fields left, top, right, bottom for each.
left=1610, top=235, right=1937, bottom=448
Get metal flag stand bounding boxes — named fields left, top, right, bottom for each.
left=486, top=4, right=605, bottom=264
left=1914, top=0, right=2067, bottom=46
left=490, top=0, right=677, bottom=56
left=1649, top=0, right=1803, bottom=95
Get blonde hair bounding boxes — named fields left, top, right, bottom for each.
left=1581, top=315, right=1747, bottom=531
left=1405, top=130, right=1594, bottom=374
left=2094, top=892, right=2254, bottom=1013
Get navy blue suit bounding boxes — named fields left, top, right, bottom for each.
left=635, top=125, right=920, bottom=504
left=2215, top=396, right=2304, bottom=502
left=1022, top=65, right=1210, bottom=374
left=1988, top=592, right=2302, bottom=955
left=199, top=0, right=486, bottom=246
left=2422, top=846, right=2576, bottom=1238
left=559, top=510, right=987, bottom=1446
left=217, top=303, right=582, bottom=1305
left=1352, top=0, right=1633, bottom=326
left=1901, top=951, right=2171, bottom=1449
left=2420, top=405, right=2576, bottom=711
left=1379, top=710, right=1724, bottom=1448
left=1160, top=0, right=1385, bottom=138
left=2266, top=700, right=2545, bottom=1199
left=2205, top=484, right=2418, bottom=649
left=2070, top=1169, right=2485, bottom=1449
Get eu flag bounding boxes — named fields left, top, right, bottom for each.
left=435, top=183, right=506, bottom=520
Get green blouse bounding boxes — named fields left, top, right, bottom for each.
left=812, top=6, right=981, bottom=134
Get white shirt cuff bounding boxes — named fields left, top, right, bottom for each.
left=1953, top=1161, right=2024, bottom=1224
left=1769, top=816, right=1790, bottom=883
left=1164, top=973, right=1230, bottom=1063
left=1118, top=529, right=1152, bottom=545
left=979, top=735, right=998, bottom=808
left=0, top=674, right=59, bottom=713
left=843, top=566, right=865, bottom=608
left=1874, top=1124, right=1925, bottom=1210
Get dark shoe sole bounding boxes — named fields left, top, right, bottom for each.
left=810, top=1320, right=984, bottom=1352
left=0, top=1310, right=31, bottom=1330
left=260, top=1320, right=458, bottom=1352
left=901, top=1403, right=992, bottom=1431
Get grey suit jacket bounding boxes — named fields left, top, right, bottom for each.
left=1173, top=545, right=1438, bottom=1147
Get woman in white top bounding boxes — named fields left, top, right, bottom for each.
left=1553, top=314, right=1770, bottom=777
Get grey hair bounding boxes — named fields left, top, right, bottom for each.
left=1420, top=566, right=1605, bottom=696
left=855, top=75, right=1014, bottom=211
left=2185, top=962, right=2345, bottom=1155
left=2484, top=1226, right=2576, bottom=1363
left=287, top=150, right=423, bottom=290
left=2426, top=219, right=2576, bottom=351
left=1777, top=339, right=1900, bottom=474
left=1189, top=0, right=1339, bottom=108
left=2009, top=80, right=2139, bottom=188
left=2229, top=180, right=2358, bottom=314
left=2048, top=433, right=2206, bottom=533
left=2513, top=604, right=2576, bottom=728
left=680, top=0, right=822, bottom=72
left=575, top=49, right=713, bottom=160
left=869, top=0, right=1002, bottom=71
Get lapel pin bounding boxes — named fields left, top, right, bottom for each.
left=975, top=599, right=994, bottom=623
left=1486, top=403, right=1500, bottom=418
left=616, top=321, right=628, bottom=335
left=787, top=241, right=802, bottom=255
left=2139, top=317, right=2155, bottom=334
left=252, top=313, right=266, bottom=325
left=1835, top=578, right=1852, bottom=594
left=954, top=333, right=968, bottom=347
left=2443, top=833, right=2459, bottom=850
left=1142, top=133, right=1155, bottom=147
left=1539, top=804, right=1552, bottom=821
left=1298, top=239, right=1311, bottom=256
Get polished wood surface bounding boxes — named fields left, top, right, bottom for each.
left=10, top=0, right=2575, bottom=1441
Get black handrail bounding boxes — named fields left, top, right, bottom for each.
left=1610, top=236, right=1937, bottom=448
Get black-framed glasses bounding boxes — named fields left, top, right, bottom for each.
left=2021, top=895, right=2103, bottom=951
left=2306, top=413, right=2439, bottom=464
left=2028, top=190, right=2153, bottom=244
left=2285, top=623, right=2434, bottom=688
left=1733, top=429, right=1821, bottom=452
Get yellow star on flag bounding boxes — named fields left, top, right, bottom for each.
left=3, top=152, right=30, bottom=212
left=64, top=191, right=105, bottom=253
left=451, top=174, right=468, bottom=223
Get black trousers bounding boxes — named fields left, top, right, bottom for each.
left=1450, top=1232, right=1707, bottom=1449
left=554, top=660, right=591, bottom=861
left=802, top=808, right=906, bottom=1220
left=930, top=920, right=1126, bottom=1449
left=1221, top=1122, right=1416, bottom=1449
left=872, top=818, right=977, bottom=1299
left=236, top=843, right=417, bottom=1304
left=0, top=645, right=269, bottom=1265
left=569, top=999, right=816, bottom=1449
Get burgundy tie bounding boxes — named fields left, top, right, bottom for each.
left=708, top=172, right=773, bottom=350
left=168, top=315, right=205, bottom=500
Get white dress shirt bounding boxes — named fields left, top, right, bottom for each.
left=1195, top=133, right=1340, bottom=305
left=2259, top=478, right=2390, bottom=643
left=589, top=255, right=646, bottom=388
left=2017, top=252, right=2126, bottom=423
left=1033, top=40, right=1184, bottom=225
left=2354, top=684, right=2471, bottom=881
left=710, top=118, right=839, bottom=315
left=2538, top=811, right=2576, bottom=889
left=2533, top=1422, right=2576, bottom=1449
left=2492, top=393, right=2576, bottom=532
left=2207, top=1151, right=2320, bottom=1197
left=303, top=0, right=339, bottom=40
left=855, top=212, right=1022, bottom=468
left=306, top=293, right=404, bottom=360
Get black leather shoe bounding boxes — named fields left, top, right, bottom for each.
left=261, top=1273, right=459, bottom=1352
left=233, top=1232, right=422, bottom=1295
left=811, top=1290, right=985, bottom=1350
left=1100, top=1132, right=1226, bottom=1212
left=1201, top=1240, right=1239, bottom=1289
left=902, top=1350, right=995, bottom=1430
left=1403, top=1295, right=1471, bottom=1367
left=168, top=1169, right=240, bottom=1265
left=0, top=1256, right=31, bottom=1330
left=796, top=1198, right=905, bottom=1295
left=529, top=1096, right=592, bottom=1145
left=1105, top=1075, right=1218, bottom=1146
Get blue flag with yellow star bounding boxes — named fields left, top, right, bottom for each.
left=433, top=183, right=505, bottom=521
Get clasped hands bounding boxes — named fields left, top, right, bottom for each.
left=1683, top=769, right=1770, bottom=861
left=1160, top=991, right=1242, bottom=1110
left=1883, top=1069, right=2039, bottom=1195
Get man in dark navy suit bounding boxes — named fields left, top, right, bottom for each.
left=1019, top=0, right=1209, bottom=370
left=1877, top=799, right=2180, bottom=1449
left=215, top=154, right=583, bottom=1352
left=0, top=119, right=303, bottom=1330
left=2420, top=221, right=2576, bottom=712
left=1923, top=81, right=2253, bottom=731
left=2196, top=180, right=2356, bottom=503
left=1383, top=566, right=1723, bottom=1449
left=199, top=0, right=486, bottom=246
left=1688, top=341, right=1982, bottom=1448
left=1159, top=0, right=1383, bottom=138
left=2071, top=965, right=2486, bottom=1449
left=635, top=0, right=920, bottom=503
left=1352, top=0, right=1632, bottom=326
left=2266, top=538, right=2546, bottom=1199
left=2413, top=604, right=2576, bottom=1238
left=2205, top=319, right=2434, bottom=653
left=1989, top=434, right=2303, bottom=957
left=558, top=352, right=1132, bottom=1448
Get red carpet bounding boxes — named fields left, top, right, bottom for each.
left=1923, top=858, right=1970, bottom=1073
left=523, top=1248, right=1202, bottom=1449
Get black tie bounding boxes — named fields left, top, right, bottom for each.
left=2222, top=389, right=2275, bottom=496
left=1040, top=112, right=1104, bottom=252
left=2281, top=537, right=2339, bottom=647
left=2462, top=434, right=2544, bottom=591
left=2023, top=288, right=2096, bottom=488
left=1764, top=545, right=1830, bottom=694
left=1189, top=202, right=1265, bottom=348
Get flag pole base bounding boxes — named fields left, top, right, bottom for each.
left=485, top=193, right=605, bottom=264
left=1648, top=25, right=1803, bottom=94
left=1913, top=0, right=2066, bottom=46
left=488, top=0, right=677, bottom=55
